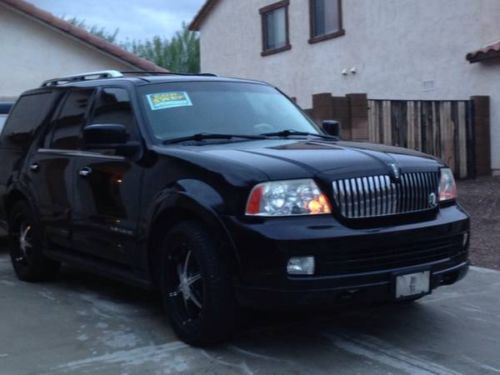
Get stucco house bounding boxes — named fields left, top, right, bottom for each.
left=190, top=0, right=500, bottom=175
left=0, top=0, right=166, bottom=101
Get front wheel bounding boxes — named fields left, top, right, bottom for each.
left=160, top=221, right=238, bottom=346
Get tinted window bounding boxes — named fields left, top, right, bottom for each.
left=91, top=88, right=137, bottom=137
left=50, top=89, right=94, bottom=150
left=1, top=93, right=58, bottom=148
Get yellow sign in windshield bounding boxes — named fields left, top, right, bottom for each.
left=146, top=91, right=192, bottom=111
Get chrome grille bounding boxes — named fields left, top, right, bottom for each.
left=331, top=172, right=439, bottom=218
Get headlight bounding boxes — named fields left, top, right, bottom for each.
left=438, top=168, right=457, bottom=202
left=246, top=179, right=332, bottom=216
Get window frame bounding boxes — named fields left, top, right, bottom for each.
left=308, top=0, right=345, bottom=44
left=259, top=0, right=291, bottom=57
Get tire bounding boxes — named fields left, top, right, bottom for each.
left=8, top=201, right=60, bottom=282
left=160, top=221, right=238, bottom=346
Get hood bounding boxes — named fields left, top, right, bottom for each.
left=157, top=139, right=443, bottom=183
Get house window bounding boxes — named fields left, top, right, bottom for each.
left=260, top=0, right=291, bottom=56
left=309, top=0, right=345, bottom=43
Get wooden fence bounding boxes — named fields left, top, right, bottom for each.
left=307, top=93, right=491, bottom=179
left=368, top=100, right=473, bottom=178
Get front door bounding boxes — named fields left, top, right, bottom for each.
left=71, top=87, right=143, bottom=265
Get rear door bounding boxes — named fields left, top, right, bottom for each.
left=71, top=87, right=144, bottom=264
left=28, top=88, right=95, bottom=250
left=0, top=91, right=60, bottom=225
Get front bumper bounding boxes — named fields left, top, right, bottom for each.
left=236, top=260, right=469, bottom=309
left=223, top=205, right=470, bottom=309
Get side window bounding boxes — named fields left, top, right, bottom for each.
left=49, top=89, right=94, bottom=150
left=90, top=88, right=137, bottom=138
left=1, top=92, right=59, bottom=149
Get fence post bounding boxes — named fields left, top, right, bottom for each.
left=311, top=93, right=334, bottom=123
left=347, top=93, right=369, bottom=142
left=471, top=96, right=491, bottom=176
left=331, top=96, right=352, bottom=140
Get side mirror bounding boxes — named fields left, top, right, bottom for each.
left=83, top=124, right=140, bottom=157
left=322, top=120, right=341, bottom=137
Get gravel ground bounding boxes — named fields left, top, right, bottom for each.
left=457, top=175, right=500, bottom=270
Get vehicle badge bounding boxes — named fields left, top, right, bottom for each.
left=389, top=163, right=401, bottom=182
left=428, top=192, right=437, bottom=208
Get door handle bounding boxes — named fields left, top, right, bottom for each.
left=29, top=163, right=40, bottom=172
left=78, top=167, right=92, bottom=177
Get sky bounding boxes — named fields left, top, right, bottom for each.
left=30, top=0, right=205, bottom=42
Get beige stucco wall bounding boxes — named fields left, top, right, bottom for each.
left=0, top=3, right=137, bottom=99
left=198, top=0, right=500, bottom=171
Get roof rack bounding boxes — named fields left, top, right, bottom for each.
left=121, top=71, right=218, bottom=77
left=41, top=70, right=124, bottom=87
left=40, top=70, right=219, bottom=87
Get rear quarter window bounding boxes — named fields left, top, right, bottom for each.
left=1, top=91, right=59, bottom=149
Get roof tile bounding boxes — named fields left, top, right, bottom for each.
left=466, top=41, right=500, bottom=63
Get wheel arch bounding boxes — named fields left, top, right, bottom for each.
left=146, top=190, right=239, bottom=288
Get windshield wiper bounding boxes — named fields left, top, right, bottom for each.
left=260, top=129, right=337, bottom=141
left=163, top=133, right=267, bottom=144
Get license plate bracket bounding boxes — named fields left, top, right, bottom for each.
left=394, top=270, right=431, bottom=299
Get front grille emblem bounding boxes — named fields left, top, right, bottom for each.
left=389, top=163, right=401, bottom=182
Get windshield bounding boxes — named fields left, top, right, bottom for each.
left=139, top=81, right=321, bottom=142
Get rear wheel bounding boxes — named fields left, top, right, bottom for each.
left=8, top=201, right=60, bottom=281
left=160, top=221, right=238, bottom=346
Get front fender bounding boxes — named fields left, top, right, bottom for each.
left=142, top=179, right=240, bottom=271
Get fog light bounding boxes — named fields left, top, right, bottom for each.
left=287, top=256, right=315, bottom=275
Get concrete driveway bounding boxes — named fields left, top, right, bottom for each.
left=0, top=249, right=499, bottom=375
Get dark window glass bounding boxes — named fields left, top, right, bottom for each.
left=1, top=92, right=59, bottom=149
left=311, top=0, right=342, bottom=38
left=260, top=1, right=290, bottom=54
left=91, top=88, right=137, bottom=137
left=50, top=89, right=93, bottom=150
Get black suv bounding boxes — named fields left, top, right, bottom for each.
left=0, top=71, right=469, bottom=345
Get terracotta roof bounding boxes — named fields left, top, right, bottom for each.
left=0, top=0, right=168, bottom=72
left=189, top=0, right=219, bottom=31
left=466, top=41, right=500, bottom=63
